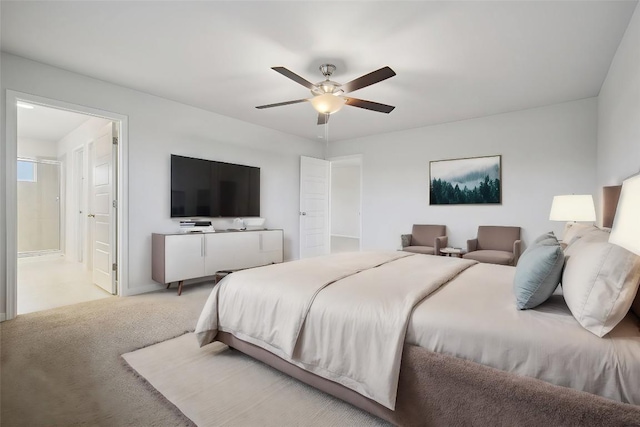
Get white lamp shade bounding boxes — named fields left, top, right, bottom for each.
left=549, top=195, right=596, bottom=222
left=609, top=174, right=640, bottom=256
left=309, top=94, right=346, bottom=114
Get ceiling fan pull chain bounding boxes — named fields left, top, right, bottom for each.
left=324, top=119, right=330, bottom=159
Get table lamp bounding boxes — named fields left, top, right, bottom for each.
left=549, top=194, right=596, bottom=240
left=609, top=174, right=640, bottom=256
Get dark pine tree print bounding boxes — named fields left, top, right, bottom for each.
left=430, top=175, right=500, bottom=204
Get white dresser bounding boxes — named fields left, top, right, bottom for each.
left=152, top=229, right=283, bottom=294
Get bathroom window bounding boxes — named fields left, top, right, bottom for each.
left=17, top=160, right=37, bottom=182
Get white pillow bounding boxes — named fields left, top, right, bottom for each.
left=562, top=242, right=640, bottom=337
left=562, top=223, right=597, bottom=245
left=563, top=228, right=610, bottom=258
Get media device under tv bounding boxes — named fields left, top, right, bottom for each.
left=179, top=220, right=215, bottom=233
left=171, top=155, right=260, bottom=218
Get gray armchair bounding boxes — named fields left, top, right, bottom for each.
left=463, top=226, right=522, bottom=266
left=401, top=224, right=448, bottom=255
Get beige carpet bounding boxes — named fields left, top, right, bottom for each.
left=2, top=281, right=213, bottom=426
left=1, top=280, right=386, bottom=426
left=123, top=333, right=388, bottom=426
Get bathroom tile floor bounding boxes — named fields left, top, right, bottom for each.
left=18, top=254, right=112, bottom=315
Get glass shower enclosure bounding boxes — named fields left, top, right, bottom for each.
left=17, top=158, right=62, bottom=256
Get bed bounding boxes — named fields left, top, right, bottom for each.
left=195, top=248, right=640, bottom=426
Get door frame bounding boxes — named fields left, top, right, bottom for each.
left=72, top=145, right=86, bottom=263
left=328, top=154, right=363, bottom=251
left=5, top=90, right=129, bottom=320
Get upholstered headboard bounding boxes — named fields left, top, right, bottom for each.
left=602, top=185, right=622, bottom=228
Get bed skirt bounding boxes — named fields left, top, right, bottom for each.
left=216, top=332, right=640, bottom=426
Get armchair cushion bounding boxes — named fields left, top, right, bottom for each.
left=403, top=246, right=436, bottom=255
left=477, top=226, right=521, bottom=252
left=411, top=225, right=446, bottom=247
left=465, top=226, right=522, bottom=265
left=463, top=250, right=514, bottom=265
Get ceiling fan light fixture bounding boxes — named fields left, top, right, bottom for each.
left=310, top=93, right=346, bottom=114
left=257, top=64, right=396, bottom=124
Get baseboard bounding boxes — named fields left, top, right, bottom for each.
left=123, top=276, right=216, bottom=297
left=122, top=282, right=166, bottom=297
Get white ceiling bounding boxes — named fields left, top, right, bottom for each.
left=17, top=103, right=92, bottom=141
left=2, top=1, right=637, bottom=142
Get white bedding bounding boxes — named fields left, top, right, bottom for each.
left=406, top=262, right=640, bottom=405
left=196, top=252, right=640, bottom=409
left=195, top=251, right=476, bottom=409
left=196, top=251, right=411, bottom=353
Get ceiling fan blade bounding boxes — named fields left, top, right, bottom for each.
left=345, top=97, right=395, bottom=114
left=317, top=113, right=329, bottom=125
left=342, top=66, right=396, bottom=93
left=272, top=67, right=316, bottom=90
left=255, top=99, right=308, bottom=109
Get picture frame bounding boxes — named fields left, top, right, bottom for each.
left=429, top=155, right=502, bottom=205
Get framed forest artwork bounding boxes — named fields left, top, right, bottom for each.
left=429, top=155, right=501, bottom=205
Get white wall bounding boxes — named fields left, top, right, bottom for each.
left=1, top=53, right=323, bottom=305
left=597, top=3, right=640, bottom=215
left=17, top=137, right=58, bottom=159
left=329, top=98, right=598, bottom=251
left=330, top=165, right=360, bottom=238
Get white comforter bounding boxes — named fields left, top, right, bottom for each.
left=195, top=251, right=476, bottom=409
left=406, top=262, right=640, bottom=405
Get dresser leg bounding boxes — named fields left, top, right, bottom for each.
left=177, top=280, right=184, bottom=296
left=166, top=282, right=171, bottom=289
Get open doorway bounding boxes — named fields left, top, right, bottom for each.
left=13, top=101, right=119, bottom=315
left=329, top=155, right=362, bottom=253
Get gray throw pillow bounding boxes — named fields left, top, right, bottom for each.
left=533, top=231, right=556, bottom=245
left=521, top=232, right=555, bottom=257
left=513, top=235, right=565, bottom=310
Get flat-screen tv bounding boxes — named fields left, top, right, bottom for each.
left=171, top=155, right=260, bottom=218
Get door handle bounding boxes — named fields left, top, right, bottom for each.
left=87, top=214, right=96, bottom=218
left=300, top=212, right=307, bottom=216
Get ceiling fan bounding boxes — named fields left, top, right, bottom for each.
left=256, top=64, right=396, bottom=125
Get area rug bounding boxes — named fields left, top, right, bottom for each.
left=122, top=333, right=389, bottom=426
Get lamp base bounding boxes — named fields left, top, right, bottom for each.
left=562, top=221, right=575, bottom=241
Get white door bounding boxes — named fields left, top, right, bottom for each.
left=299, top=156, right=330, bottom=258
left=90, top=123, right=116, bottom=294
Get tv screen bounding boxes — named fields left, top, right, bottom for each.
left=171, top=155, right=260, bottom=218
